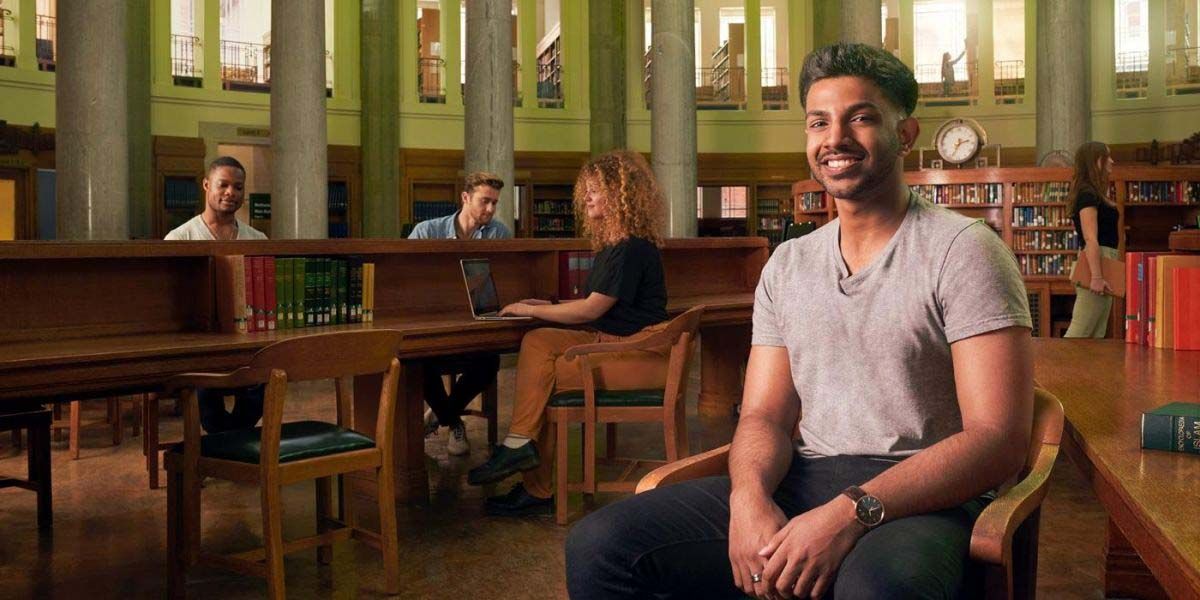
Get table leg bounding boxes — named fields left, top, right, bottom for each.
left=350, top=363, right=429, bottom=504
left=1104, top=519, right=1169, bottom=600
left=698, top=324, right=751, bottom=418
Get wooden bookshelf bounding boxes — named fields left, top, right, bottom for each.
left=792, top=166, right=1200, bottom=337
left=751, top=184, right=793, bottom=249
left=528, top=183, right=575, bottom=238
left=410, top=182, right=458, bottom=226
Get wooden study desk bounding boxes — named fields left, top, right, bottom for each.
left=1033, top=339, right=1200, bottom=599
left=0, top=238, right=764, bottom=502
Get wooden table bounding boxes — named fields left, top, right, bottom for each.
left=1033, top=339, right=1200, bottom=600
left=0, top=239, right=764, bottom=502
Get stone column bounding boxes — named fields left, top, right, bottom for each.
left=464, top=0, right=515, bottom=230
left=361, top=0, right=401, bottom=237
left=1036, top=0, right=1089, bottom=162
left=128, top=0, right=154, bottom=239
left=649, top=0, right=697, bottom=238
left=589, top=0, right=626, bottom=155
left=271, top=0, right=328, bottom=239
left=56, top=0, right=129, bottom=240
left=840, top=0, right=882, bottom=46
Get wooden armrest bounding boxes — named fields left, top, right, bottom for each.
left=636, top=443, right=731, bottom=494
left=969, top=441, right=1060, bottom=566
left=564, top=328, right=677, bottom=360
left=163, top=367, right=272, bottom=395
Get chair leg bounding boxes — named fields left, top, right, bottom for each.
left=260, top=483, right=286, bottom=600
left=110, top=397, right=122, bottom=446
left=30, top=422, right=52, bottom=531
left=69, top=400, right=81, bottom=460
left=375, top=464, right=400, bottom=595
left=144, top=395, right=161, bottom=490
left=315, top=476, right=334, bottom=565
left=166, top=466, right=186, bottom=599
left=555, top=417, right=569, bottom=526
left=583, top=419, right=596, bottom=495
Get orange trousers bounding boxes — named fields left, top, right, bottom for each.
left=510, top=324, right=670, bottom=499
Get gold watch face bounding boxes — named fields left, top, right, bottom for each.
left=855, top=495, right=885, bottom=527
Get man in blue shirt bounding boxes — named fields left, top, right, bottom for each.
left=408, top=171, right=512, bottom=239
left=409, top=172, right=511, bottom=455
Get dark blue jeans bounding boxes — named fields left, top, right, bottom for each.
left=565, top=453, right=989, bottom=599
left=422, top=353, right=500, bottom=428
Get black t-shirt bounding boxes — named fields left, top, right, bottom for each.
left=585, top=237, right=668, bottom=336
left=1072, top=189, right=1119, bottom=249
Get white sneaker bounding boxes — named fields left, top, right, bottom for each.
left=423, top=409, right=440, bottom=439
left=447, top=422, right=470, bottom=456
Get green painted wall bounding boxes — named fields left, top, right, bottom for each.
left=1, top=0, right=1197, bottom=156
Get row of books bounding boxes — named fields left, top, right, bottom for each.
left=532, top=200, right=574, bottom=215
left=558, top=250, right=594, bottom=301
left=413, top=201, right=457, bottom=223
left=1012, top=230, right=1080, bottom=251
left=1012, top=206, right=1073, bottom=227
left=759, top=216, right=785, bottom=231
left=912, top=183, right=1003, bottom=205
left=797, top=192, right=825, bottom=211
left=328, top=182, right=350, bottom=212
left=535, top=216, right=574, bottom=232
left=1124, top=181, right=1200, bottom=205
left=1018, top=253, right=1076, bottom=277
left=163, top=178, right=200, bottom=210
left=1124, top=252, right=1200, bottom=350
left=328, top=222, right=351, bottom=239
left=214, top=255, right=377, bottom=334
left=1012, top=182, right=1070, bottom=204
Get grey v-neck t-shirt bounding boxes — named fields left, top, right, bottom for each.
left=752, top=192, right=1031, bottom=458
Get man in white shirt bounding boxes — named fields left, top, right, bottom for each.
left=165, top=156, right=267, bottom=241
left=166, top=156, right=266, bottom=432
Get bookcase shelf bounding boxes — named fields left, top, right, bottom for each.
left=793, top=165, right=1200, bottom=338
left=751, top=184, right=794, bottom=249
left=529, top=183, right=576, bottom=238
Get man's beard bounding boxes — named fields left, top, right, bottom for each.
left=810, top=138, right=901, bottom=201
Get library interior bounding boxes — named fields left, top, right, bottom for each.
left=0, top=0, right=1199, bottom=598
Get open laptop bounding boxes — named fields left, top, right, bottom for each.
left=460, top=258, right=533, bottom=321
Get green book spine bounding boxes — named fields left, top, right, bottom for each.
left=1141, top=412, right=1200, bottom=455
left=331, top=258, right=342, bottom=325
left=274, top=258, right=285, bottom=330
left=293, top=258, right=305, bottom=328
left=338, top=259, right=348, bottom=324
left=305, top=257, right=317, bottom=327
left=349, top=258, right=363, bottom=323
left=323, top=258, right=332, bottom=325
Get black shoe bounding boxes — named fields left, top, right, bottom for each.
left=467, top=443, right=540, bottom=486
left=485, top=483, right=553, bottom=517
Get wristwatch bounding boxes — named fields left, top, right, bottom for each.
left=842, top=486, right=885, bottom=528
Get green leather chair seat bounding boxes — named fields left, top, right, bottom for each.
left=548, top=389, right=665, bottom=408
left=170, top=421, right=376, bottom=464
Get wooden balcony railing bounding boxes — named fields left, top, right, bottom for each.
left=221, top=40, right=269, bottom=92
left=994, top=59, right=1025, bottom=103
left=1166, top=46, right=1200, bottom=96
left=1115, top=50, right=1149, bottom=99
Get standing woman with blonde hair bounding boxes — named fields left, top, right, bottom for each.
left=1065, top=141, right=1121, bottom=338
left=467, top=150, right=672, bottom=516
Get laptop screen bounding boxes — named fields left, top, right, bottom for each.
left=462, top=259, right=501, bottom=315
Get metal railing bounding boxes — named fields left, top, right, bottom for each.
left=1115, top=50, right=1148, bottom=98
left=0, top=9, right=14, bottom=67
left=34, top=14, right=54, bottom=71
left=915, top=60, right=978, bottom=103
left=418, top=56, right=445, bottom=103
left=762, top=67, right=788, bottom=110
left=536, top=63, right=563, bottom=108
left=220, top=40, right=269, bottom=92
left=1166, top=45, right=1200, bottom=95
left=171, top=34, right=201, bottom=83
left=697, top=67, right=745, bottom=110
left=994, top=59, right=1025, bottom=102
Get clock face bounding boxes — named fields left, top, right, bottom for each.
left=936, top=122, right=981, bottom=164
left=855, top=495, right=885, bottom=526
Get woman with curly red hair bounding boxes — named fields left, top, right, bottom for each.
left=467, top=150, right=671, bottom=516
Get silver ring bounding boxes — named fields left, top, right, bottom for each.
left=751, top=572, right=763, bottom=584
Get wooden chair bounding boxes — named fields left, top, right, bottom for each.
left=636, top=387, right=1065, bottom=600
left=50, top=396, right=141, bottom=460
left=546, top=305, right=705, bottom=525
left=0, top=404, right=53, bottom=531
left=164, top=330, right=403, bottom=599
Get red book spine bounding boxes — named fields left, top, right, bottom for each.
left=252, top=256, right=267, bottom=332
left=1147, top=256, right=1158, bottom=347
left=1173, top=267, right=1200, bottom=351
left=569, top=251, right=580, bottom=299
left=1125, top=252, right=1142, bottom=344
left=558, top=251, right=571, bottom=301
left=264, top=256, right=277, bottom=331
left=244, top=256, right=257, bottom=332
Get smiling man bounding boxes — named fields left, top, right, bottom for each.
left=565, top=43, right=1034, bottom=599
left=165, top=156, right=267, bottom=241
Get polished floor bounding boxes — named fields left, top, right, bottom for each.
left=0, top=361, right=1108, bottom=599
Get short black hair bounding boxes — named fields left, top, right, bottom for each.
left=800, top=43, right=919, bottom=117
left=206, top=156, right=246, bottom=178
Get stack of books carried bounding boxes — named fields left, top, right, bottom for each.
left=215, top=256, right=376, bottom=334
